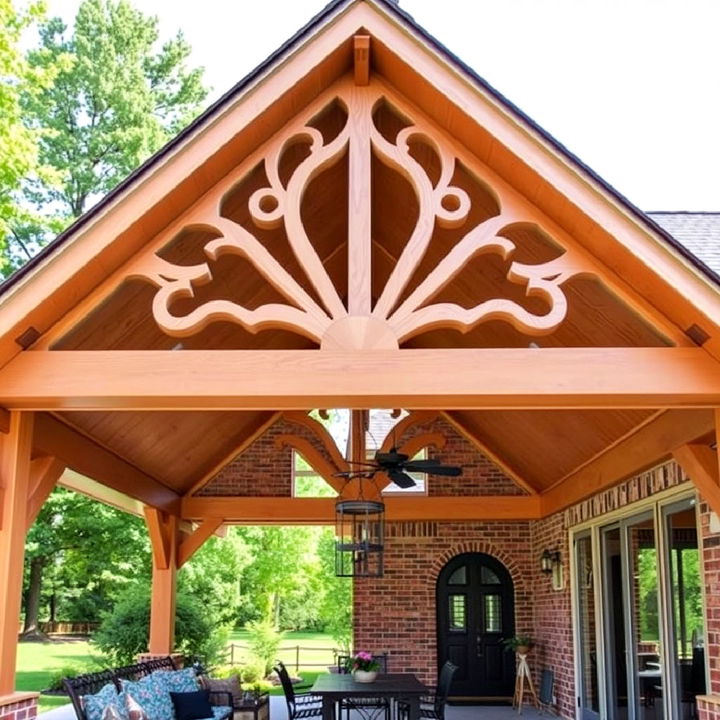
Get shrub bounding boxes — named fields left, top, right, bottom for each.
left=93, top=586, right=229, bottom=666
left=244, top=620, right=283, bottom=677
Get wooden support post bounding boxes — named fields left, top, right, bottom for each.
left=145, top=508, right=179, bottom=655
left=0, top=412, right=34, bottom=695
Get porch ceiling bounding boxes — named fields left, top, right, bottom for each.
left=1, top=0, right=719, bottom=520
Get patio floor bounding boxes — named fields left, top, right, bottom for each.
left=41, top=696, right=551, bottom=720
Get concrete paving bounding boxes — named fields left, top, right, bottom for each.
left=39, top=696, right=551, bottom=720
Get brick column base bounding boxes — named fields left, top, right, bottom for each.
left=0, top=692, right=38, bottom=720
left=135, top=652, right=185, bottom=668
left=697, top=695, right=720, bottom=720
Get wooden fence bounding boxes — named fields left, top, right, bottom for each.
left=18, top=621, right=100, bottom=635
left=227, top=643, right=339, bottom=673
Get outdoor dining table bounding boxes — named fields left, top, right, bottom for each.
left=311, top=672, right=430, bottom=720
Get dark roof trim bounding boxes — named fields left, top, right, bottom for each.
left=3, top=0, right=717, bottom=296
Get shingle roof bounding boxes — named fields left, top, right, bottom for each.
left=648, top=212, right=720, bottom=277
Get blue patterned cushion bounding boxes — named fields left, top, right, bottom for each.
left=84, top=683, right=123, bottom=720
left=209, top=706, right=232, bottom=720
left=121, top=676, right=173, bottom=720
left=153, top=668, right=200, bottom=694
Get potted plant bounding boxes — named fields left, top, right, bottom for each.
left=345, top=651, right=381, bottom=683
left=503, top=635, right=534, bottom=654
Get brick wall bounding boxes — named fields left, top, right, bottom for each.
left=699, top=500, right=720, bottom=697
left=396, top=417, right=526, bottom=496
left=0, top=695, right=37, bottom=720
left=353, top=521, right=534, bottom=684
left=198, top=417, right=336, bottom=496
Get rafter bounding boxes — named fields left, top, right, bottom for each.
left=541, top=408, right=714, bottom=515
left=181, top=494, right=542, bottom=523
left=672, top=443, right=720, bottom=517
left=33, top=413, right=180, bottom=514
left=4, top=348, right=720, bottom=411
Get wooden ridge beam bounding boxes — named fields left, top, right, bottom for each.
left=34, top=413, right=180, bottom=514
left=541, top=408, right=714, bottom=515
left=2, top=348, right=720, bottom=410
left=181, top=495, right=542, bottom=523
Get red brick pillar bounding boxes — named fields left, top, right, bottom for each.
left=0, top=692, right=39, bottom=720
left=135, top=652, right=185, bottom=668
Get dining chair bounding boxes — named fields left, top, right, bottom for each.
left=397, top=661, right=458, bottom=720
left=274, top=661, right=324, bottom=720
left=337, top=653, right=390, bottom=720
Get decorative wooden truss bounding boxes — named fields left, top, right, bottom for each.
left=127, top=78, right=602, bottom=350
left=275, top=410, right=446, bottom=493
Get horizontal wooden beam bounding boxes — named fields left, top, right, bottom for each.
left=2, top=348, right=720, bottom=410
left=34, top=413, right=180, bottom=514
left=541, top=408, right=714, bottom=515
left=181, top=495, right=542, bottom=523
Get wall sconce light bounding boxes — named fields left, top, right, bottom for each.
left=540, top=549, right=563, bottom=590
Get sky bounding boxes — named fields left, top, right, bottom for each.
left=41, top=0, right=720, bottom=211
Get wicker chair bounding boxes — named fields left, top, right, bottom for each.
left=274, top=661, right=324, bottom=720
left=397, top=661, right=458, bottom=720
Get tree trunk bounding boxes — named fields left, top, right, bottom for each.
left=20, top=557, right=49, bottom=641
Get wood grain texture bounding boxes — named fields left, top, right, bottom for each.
left=4, top=348, right=720, bottom=410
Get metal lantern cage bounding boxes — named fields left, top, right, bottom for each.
left=335, top=498, right=385, bottom=577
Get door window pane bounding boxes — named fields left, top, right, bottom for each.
left=449, top=594, right=466, bottom=631
left=448, top=566, right=467, bottom=585
left=481, top=567, right=500, bottom=584
left=485, top=594, right=502, bottom=632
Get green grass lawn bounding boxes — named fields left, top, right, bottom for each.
left=17, top=632, right=334, bottom=712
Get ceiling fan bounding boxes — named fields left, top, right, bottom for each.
left=335, top=448, right=463, bottom=489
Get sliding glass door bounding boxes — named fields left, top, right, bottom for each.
left=576, top=494, right=706, bottom=720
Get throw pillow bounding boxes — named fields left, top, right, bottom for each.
left=203, top=677, right=242, bottom=706
left=84, top=683, right=122, bottom=720
left=124, top=693, right=149, bottom=720
left=102, top=705, right=125, bottom=720
left=170, top=690, right=213, bottom=720
left=153, top=668, right=200, bottom=694
left=121, top=676, right=172, bottom=720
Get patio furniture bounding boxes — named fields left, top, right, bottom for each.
left=312, top=672, right=429, bottom=720
left=63, top=657, right=233, bottom=720
left=396, top=661, right=458, bottom=720
left=336, top=654, right=390, bottom=720
left=274, top=661, right=324, bottom=720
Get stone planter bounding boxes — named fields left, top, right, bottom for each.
left=353, top=670, right=378, bottom=683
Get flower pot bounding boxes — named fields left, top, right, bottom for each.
left=353, top=670, right=378, bottom=683
left=516, top=645, right=531, bottom=655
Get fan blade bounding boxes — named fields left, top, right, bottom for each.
left=388, top=469, right=417, bottom=489
left=404, top=461, right=462, bottom=476
left=333, top=470, right=377, bottom=478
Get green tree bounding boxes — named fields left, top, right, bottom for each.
left=23, top=487, right=150, bottom=638
left=93, top=585, right=228, bottom=666
left=10, top=0, right=207, bottom=268
left=0, top=0, right=52, bottom=274
left=179, top=528, right=252, bottom=626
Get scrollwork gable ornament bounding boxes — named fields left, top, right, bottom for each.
left=134, top=80, right=592, bottom=350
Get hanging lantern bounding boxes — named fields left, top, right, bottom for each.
left=335, top=495, right=385, bottom=577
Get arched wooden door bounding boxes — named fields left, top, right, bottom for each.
left=436, top=552, right=516, bottom=701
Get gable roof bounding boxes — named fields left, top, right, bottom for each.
left=0, top=0, right=719, bottom=520
left=649, top=212, right=720, bottom=278
left=2, top=0, right=717, bottom=297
